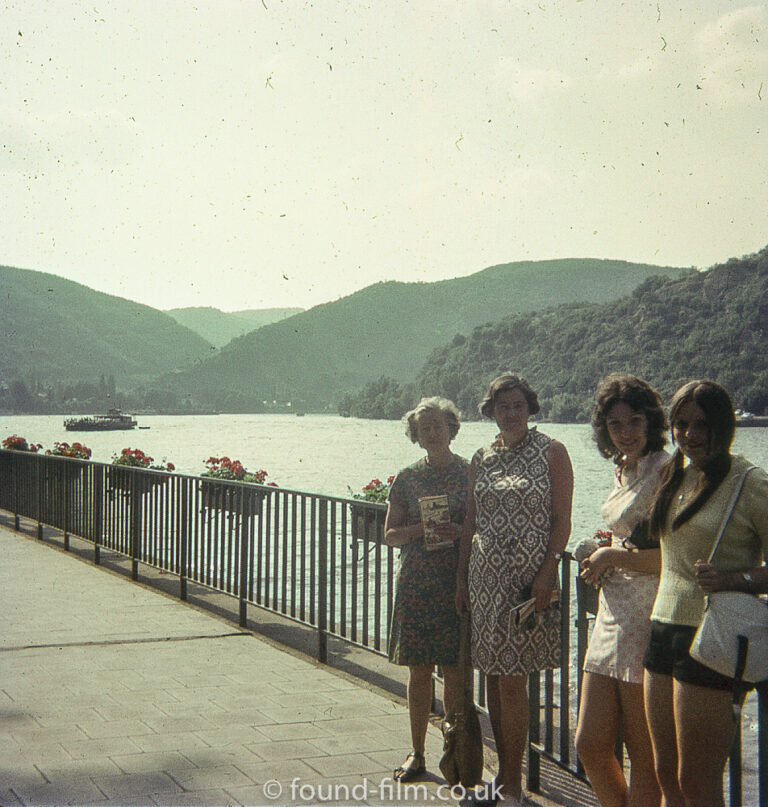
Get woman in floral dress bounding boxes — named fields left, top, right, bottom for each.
left=456, top=374, right=573, bottom=807
left=574, top=374, right=668, bottom=807
left=386, top=396, right=470, bottom=782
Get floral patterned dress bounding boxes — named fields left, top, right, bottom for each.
left=583, top=450, right=668, bottom=683
left=469, top=428, right=561, bottom=676
left=387, top=455, right=470, bottom=667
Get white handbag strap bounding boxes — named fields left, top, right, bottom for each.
left=707, top=466, right=758, bottom=564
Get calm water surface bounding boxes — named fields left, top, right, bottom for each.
left=3, top=413, right=768, bottom=552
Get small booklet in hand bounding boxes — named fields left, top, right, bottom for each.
left=509, top=590, right=560, bottom=631
left=418, top=494, right=452, bottom=551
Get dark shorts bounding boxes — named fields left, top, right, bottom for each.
left=643, top=620, right=741, bottom=692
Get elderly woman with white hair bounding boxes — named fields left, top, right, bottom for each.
left=385, top=396, right=471, bottom=783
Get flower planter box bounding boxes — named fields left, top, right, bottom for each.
left=350, top=504, right=385, bottom=544
left=200, top=481, right=265, bottom=515
left=107, top=468, right=169, bottom=495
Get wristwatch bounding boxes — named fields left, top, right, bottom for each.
left=742, top=572, right=754, bottom=585
left=548, top=550, right=563, bottom=562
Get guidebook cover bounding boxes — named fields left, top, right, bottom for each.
left=418, top=494, right=452, bottom=551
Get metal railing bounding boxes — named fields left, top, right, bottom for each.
left=0, top=448, right=765, bottom=806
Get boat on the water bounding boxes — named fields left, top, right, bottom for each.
left=64, top=409, right=138, bottom=431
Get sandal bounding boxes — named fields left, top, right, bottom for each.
left=393, top=751, right=426, bottom=782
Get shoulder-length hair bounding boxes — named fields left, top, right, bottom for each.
left=591, top=374, right=668, bottom=462
left=403, top=396, right=461, bottom=444
left=478, top=373, right=540, bottom=419
left=649, top=380, right=736, bottom=538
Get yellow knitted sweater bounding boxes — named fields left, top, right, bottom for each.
left=651, top=455, right=768, bottom=627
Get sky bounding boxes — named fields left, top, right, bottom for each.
left=2, top=1, right=767, bottom=313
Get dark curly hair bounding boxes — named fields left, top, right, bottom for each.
left=478, top=373, right=540, bottom=419
left=649, top=379, right=736, bottom=539
left=591, top=374, right=668, bottom=463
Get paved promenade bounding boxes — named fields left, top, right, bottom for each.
left=0, top=520, right=591, bottom=807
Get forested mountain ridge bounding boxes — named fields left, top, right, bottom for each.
left=397, top=247, right=768, bottom=422
left=0, top=265, right=213, bottom=410
left=165, top=306, right=304, bottom=348
left=163, top=259, right=687, bottom=410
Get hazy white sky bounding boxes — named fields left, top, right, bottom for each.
left=2, top=1, right=766, bottom=312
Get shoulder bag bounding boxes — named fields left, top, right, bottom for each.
left=689, top=466, right=768, bottom=687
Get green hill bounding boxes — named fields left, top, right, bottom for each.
left=409, top=247, right=768, bottom=422
left=163, top=259, right=687, bottom=410
left=0, top=266, right=213, bottom=391
left=165, top=306, right=304, bottom=348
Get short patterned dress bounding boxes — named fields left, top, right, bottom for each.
left=388, top=455, right=470, bottom=667
left=469, top=428, right=560, bottom=676
left=583, top=450, right=668, bottom=684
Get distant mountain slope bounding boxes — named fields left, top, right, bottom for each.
left=0, top=265, right=213, bottom=387
left=164, top=259, right=687, bottom=409
left=165, top=306, right=303, bottom=347
left=415, top=247, right=768, bottom=421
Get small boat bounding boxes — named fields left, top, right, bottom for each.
left=64, top=409, right=138, bottom=432
left=735, top=410, right=768, bottom=428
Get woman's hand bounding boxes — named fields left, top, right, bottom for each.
left=579, top=546, right=617, bottom=588
left=531, top=565, right=558, bottom=610
left=432, top=522, right=461, bottom=542
left=694, top=560, right=724, bottom=593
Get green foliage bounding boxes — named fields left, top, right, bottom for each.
left=407, top=247, right=768, bottom=422
left=338, top=377, right=418, bottom=419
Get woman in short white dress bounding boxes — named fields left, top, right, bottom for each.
left=575, top=374, right=669, bottom=807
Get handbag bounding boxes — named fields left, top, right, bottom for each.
left=439, top=613, right=484, bottom=787
left=689, top=466, right=768, bottom=686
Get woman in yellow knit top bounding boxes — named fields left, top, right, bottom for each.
left=643, top=380, right=768, bottom=807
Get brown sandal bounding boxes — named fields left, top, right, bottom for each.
left=393, top=751, right=426, bottom=782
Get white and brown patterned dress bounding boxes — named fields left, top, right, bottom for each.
left=469, top=428, right=561, bottom=676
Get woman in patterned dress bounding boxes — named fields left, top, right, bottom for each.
left=385, top=397, right=471, bottom=782
left=574, top=374, right=668, bottom=807
left=456, top=374, right=573, bottom=806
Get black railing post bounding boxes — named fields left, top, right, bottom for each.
left=528, top=671, right=541, bottom=792
left=317, top=499, right=328, bottom=663
left=92, top=465, right=102, bottom=564
left=729, top=722, right=743, bottom=807
left=63, top=460, right=70, bottom=551
left=36, top=456, right=43, bottom=540
left=13, top=453, right=20, bottom=531
left=559, top=556, right=572, bottom=765
left=179, top=478, right=188, bottom=601
left=239, top=486, right=250, bottom=628
left=130, top=472, right=140, bottom=580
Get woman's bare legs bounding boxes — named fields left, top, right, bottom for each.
left=575, top=672, right=627, bottom=806
left=674, top=680, right=736, bottom=807
left=486, top=673, right=528, bottom=802
left=644, top=670, right=684, bottom=807
left=619, top=679, right=660, bottom=807
left=406, top=665, right=434, bottom=755
left=441, top=664, right=459, bottom=717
